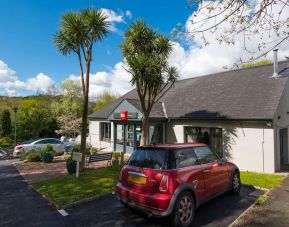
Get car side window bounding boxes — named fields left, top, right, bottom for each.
left=35, top=140, right=46, bottom=145
left=194, top=146, right=218, bottom=164
left=47, top=139, right=57, bottom=144
left=174, top=148, right=197, bottom=169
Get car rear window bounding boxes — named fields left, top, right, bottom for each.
left=128, top=148, right=168, bottom=170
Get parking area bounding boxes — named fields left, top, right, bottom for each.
left=65, top=186, right=263, bottom=227
left=0, top=160, right=264, bottom=227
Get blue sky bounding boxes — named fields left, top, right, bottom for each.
left=1, top=0, right=288, bottom=97
left=0, top=0, right=195, bottom=96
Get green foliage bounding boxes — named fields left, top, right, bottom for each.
left=93, top=91, right=118, bottom=112
left=90, top=147, right=98, bottom=154
left=26, top=149, right=42, bottom=162
left=71, top=146, right=80, bottom=153
left=42, top=152, right=54, bottom=163
left=256, top=194, right=268, bottom=205
left=240, top=59, right=271, bottom=69
left=0, top=110, right=11, bottom=136
left=17, top=98, right=57, bottom=140
left=52, top=79, right=82, bottom=137
left=44, top=144, right=54, bottom=152
left=54, top=8, right=111, bottom=164
left=0, top=137, right=13, bottom=148
left=112, top=151, right=121, bottom=160
left=121, top=20, right=179, bottom=145
left=33, top=166, right=121, bottom=208
left=66, top=159, right=77, bottom=174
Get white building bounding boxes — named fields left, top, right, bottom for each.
left=88, top=60, right=289, bottom=173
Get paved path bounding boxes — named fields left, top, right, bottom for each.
left=0, top=160, right=263, bottom=227
left=233, top=176, right=289, bottom=227
left=0, top=160, right=67, bottom=227
left=66, top=187, right=262, bottom=227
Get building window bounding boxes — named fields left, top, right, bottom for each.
left=184, top=127, right=223, bottom=157
left=100, top=122, right=111, bottom=142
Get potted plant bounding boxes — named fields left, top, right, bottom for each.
left=112, top=152, right=121, bottom=167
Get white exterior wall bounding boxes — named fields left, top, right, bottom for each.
left=230, top=128, right=274, bottom=173
left=88, top=121, right=113, bottom=152
left=273, top=79, right=289, bottom=171
left=167, top=121, right=275, bottom=173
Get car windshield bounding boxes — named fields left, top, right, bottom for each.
left=128, top=148, right=168, bottom=170
left=21, top=139, right=38, bottom=145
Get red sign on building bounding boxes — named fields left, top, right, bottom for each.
left=120, top=111, right=128, bottom=120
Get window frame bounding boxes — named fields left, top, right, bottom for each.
left=100, top=122, right=111, bottom=142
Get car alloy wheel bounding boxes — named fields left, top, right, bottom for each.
left=179, top=195, right=193, bottom=224
left=231, top=172, right=241, bottom=194
left=171, top=191, right=195, bottom=227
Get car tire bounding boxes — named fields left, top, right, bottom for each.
left=170, top=191, right=195, bottom=227
left=231, top=171, right=241, bottom=194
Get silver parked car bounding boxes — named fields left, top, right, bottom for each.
left=13, top=138, right=65, bottom=157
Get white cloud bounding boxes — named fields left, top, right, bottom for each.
left=0, top=60, right=17, bottom=82
left=68, top=62, right=133, bottom=98
left=0, top=60, right=56, bottom=96
left=169, top=0, right=289, bottom=79
left=25, top=73, right=55, bottom=92
left=101, top=8, right=132, bottom=32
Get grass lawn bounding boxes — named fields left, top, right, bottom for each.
left=32, top=166, right=121, bottom=208
left=240, top=171, right=285, bottom=189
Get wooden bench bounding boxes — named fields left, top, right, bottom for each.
left=86, top=152, right=113, bottom=168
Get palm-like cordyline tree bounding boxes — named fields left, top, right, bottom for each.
left=54, top=8, right=110, bottom=171
left=121, top=20, right=179, bottom=146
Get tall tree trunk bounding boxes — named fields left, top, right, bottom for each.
left=140, top=113, right=149, bottom=146
left=79, top=94, right=88, bottom=171
left=79, top=60, right=91, bottom=171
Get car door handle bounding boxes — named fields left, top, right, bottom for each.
left=203, top=169, right=210, bottom=173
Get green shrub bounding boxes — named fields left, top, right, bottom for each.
left=66, top=158, right=77, bottom=174
left=44, top=144, right=53, bottom=152
left=112, top=152, right=121, bottom=160
left=26, top=149, right=42, bottom=162
left=42, top=144, right=56, bottom=156
left=71, top=146, right=80, bottom=153
left=0, top=137, right=13, bottom=148
left=42, top=152, right=54, bottom=163
left=90, top=147, right=98, bottom=154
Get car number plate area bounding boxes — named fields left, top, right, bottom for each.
left=128, top=174, right=147, bottom=185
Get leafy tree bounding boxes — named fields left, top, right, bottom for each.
left=183, top=0, right=289, bottom=62
left=52, top=79, right=82, bottom=137
left=54, top=8, right=110, bottom=170
left=17, top=99, right=57, bottom=140
left=121, top=20, right=179, bottom=146
left=0, top=110, right=11, bottom=136
left=93, top=90, right=118, bottom=112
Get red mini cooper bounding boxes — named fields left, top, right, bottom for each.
left=116, top=143, right=241, bottom=227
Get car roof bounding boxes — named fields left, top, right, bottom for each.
left=22, top=138, right=60, bottom=144
left=141, top=143, right=208, bottom=150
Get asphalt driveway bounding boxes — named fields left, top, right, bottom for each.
left=0, top=160, right=67, bottom=227
left=0, top=160, right=263, bottom=227
left=66, top=186, right=263, bottom=227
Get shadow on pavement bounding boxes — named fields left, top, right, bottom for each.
left=67, top=186, right=264, bottom=227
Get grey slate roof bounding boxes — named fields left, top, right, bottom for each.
left=88, top=61, right=289, bottom=120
